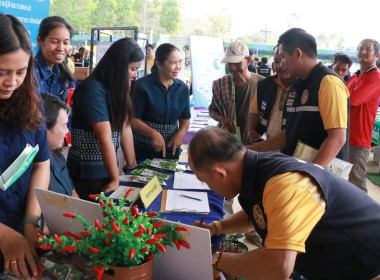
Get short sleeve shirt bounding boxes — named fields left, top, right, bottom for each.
left=67, top=78, right=120, bottom=180
left=0, top=121, right=49, bottom=232
left=34, top=51, right=75, bottom=101
left=134, top=71, right=191, bottom=124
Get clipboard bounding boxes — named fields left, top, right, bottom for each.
left=160, top=190, right=209, bottom=214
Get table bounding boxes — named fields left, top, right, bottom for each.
left=121, top=160, right=225, bottom=229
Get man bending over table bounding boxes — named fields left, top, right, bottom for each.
left=190, top=126, right=380, bottom=280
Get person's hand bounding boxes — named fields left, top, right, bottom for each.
left=23, top=223, right=40, bottom=257
left=151, top=131, right=166, bottom=158
left=247, top=130, right=262, bottom=143
left=193, top=221, right=217, bottom=236
left=220, top=116, right=236, bottom=134
left=0, top=225, right=37, bottom=279
left=101, top=178, right=119, bottom=194
left=122, top=159, right=137, bottom=172
left=168, top=132, right=184, bottom=156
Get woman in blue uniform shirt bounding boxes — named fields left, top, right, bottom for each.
left=34, top=16, right=75, bottom=101
left=0, top=14, right=50, bottom=278
left=132, top=43, right=191, bottom=159
left=41, top=94, right=79, bottom=197
left=67, top=38, right=144, bottom=200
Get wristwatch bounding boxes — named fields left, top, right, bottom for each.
left=212, top=251, right=223, bottom=272
left=23, top=215, right=41, bottom=227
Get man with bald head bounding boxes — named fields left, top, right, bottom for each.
left=190, top=126, right=380, bottom=280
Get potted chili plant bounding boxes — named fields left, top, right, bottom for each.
left=37, top=190, right=189, bottom=280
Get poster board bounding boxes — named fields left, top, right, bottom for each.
left=190, top=35, right=225, bottom=108
left=0, top=0, right=50, bottom=53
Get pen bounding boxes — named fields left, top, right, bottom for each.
left=199, top=217, right=205, bottom=227
left=180, top=194, right=202, bottom=201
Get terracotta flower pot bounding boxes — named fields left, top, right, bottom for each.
left=102, top=259, right=153, bottom=280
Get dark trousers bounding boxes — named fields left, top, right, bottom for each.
left=72, top=177, right=110, bottom=201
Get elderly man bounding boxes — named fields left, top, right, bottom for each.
left=249, top=28, right=349, bottom=167
left=347, top=39, right=380, bottom=192
left=248, top=46, right=296, bottom=143
left=209, top=41, right=264, bottom=145
left=190, top=127, right=380, bottom=280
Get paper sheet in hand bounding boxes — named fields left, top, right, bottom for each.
left=173, top=172, right=210, bottom=190
left=165, top=190, right=210, bottom=213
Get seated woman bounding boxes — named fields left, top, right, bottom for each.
left=67, top=38, right=144, bottom=200
left=132, top=43, right=191, bottom=159
left=0, top=14, right=50, bottom=278
left=34, top=16, right=75, bottom=101
left=41, top=94, right=79, bottom=197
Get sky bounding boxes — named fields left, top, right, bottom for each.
left=182, top=0, right=380, bottom=49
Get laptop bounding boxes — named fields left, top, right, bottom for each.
left=35, top=188, right=213, bottom=280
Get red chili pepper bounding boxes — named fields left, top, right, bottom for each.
left=122, top=216, right=129, bottom=225
left=123, top=209, right=129, bottom=213
left=62, top=231, right=72, bottom=237
left=95, top=219, right=100, bottom=231
left=129, top=248, right=136, bottom=259
left=105, top=239, right=111, bottom=246
left=39, top=244, right=53, bottom=250
left=140, top=248, right=149, bottom=253
left=70, top=233, right=82, bottom=240
left=180, top=240, right=190, bottom=249
left=155, top=242, right=166, bottom=253
left=134, top=229, right=143, bottom=238
left=76, top=240, right=81, bottom=243
left=139, top=224, right=146, bottom=231
left=102, top=224, right=106, bottom=230
left=92, top=265, right=105, bottom=280
left=146, top=211, right=159, bottom=217
left=63, top=213, right=76, bottom=218
left=99, top=200, right=105, bottom=207
left=103, top=212, right=108, bottom=218
left=89, top=246, right=100, bottom=254
left=147, top=228, right=152, bottom=236
left=89, top=194, right=101, bottom=200
left=54, top=234, right=62, bottom=244
left=125, top=188, right=133, bottom=198
left=175, top=226, right=188, bottom=231
left=108, top=232, right=113, bottom=238
left=80, top=231, right=90, bottom=237
left=36, top=232, right=44, bottom=239
left=174, top=239, right=180, bottom=250
left=110, top=221, right=121, bottom=234
left=154, top=234, right=166, bottom=239
left=152, top=221, right=163, bottom=228
left=62, top=246, right=77, bottom=252
left=110, top=218, right=118, bottom=223
left=229, top=247, right=234, bottom=252
left=235, top=247, right=240, bottom=253
left=144, top=253, right=154, bottom=261
left=145, top=238, right=158, bottom=245
left=220, top=245, right=225, bottom=251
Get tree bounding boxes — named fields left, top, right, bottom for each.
left=50, top=0, right=96, bottom=34
left=159, top=0, right=182, bottom=35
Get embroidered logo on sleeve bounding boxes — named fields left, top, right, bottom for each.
left=253, top=204, right=267, bottom=229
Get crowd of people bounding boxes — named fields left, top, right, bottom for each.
left=1, top=11, right=380, bottom=280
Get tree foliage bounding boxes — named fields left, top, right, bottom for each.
left=50, top=0, right=182, bottom=36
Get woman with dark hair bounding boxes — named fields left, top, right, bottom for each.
left=0, top=14, right=50, bottom=278
left=41, top=94, right=79, bottom=197
left=132, top=43, right=190, bottom=159
left=67, top=38, right=144, bottom=200
left=34, top=16, right=75, bottom=101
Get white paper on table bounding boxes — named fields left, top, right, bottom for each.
left=165, top=190, right=210, bottom=213
left=109, top=186, right=141, bottom=203
left=173, top=172, right=210, bottom=190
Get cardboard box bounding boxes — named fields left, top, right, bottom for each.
left=74, top=67, right=89, bottom=81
